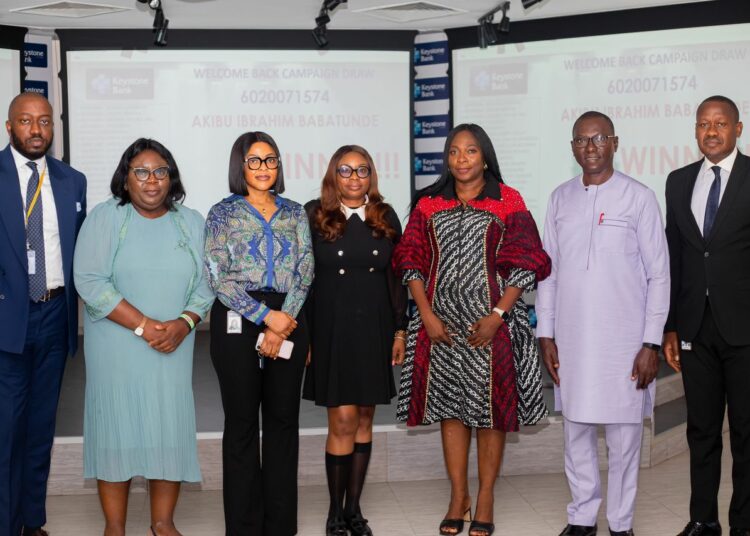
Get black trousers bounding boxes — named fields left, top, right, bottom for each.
left=682, top=302, right=750, bottom=528
left=210, top=293, right=308, bottom=536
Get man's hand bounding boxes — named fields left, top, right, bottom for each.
left=631, top=346, right=659, bottom=389
left=538, top=337, right=560, bottom=386
left=662, top=331, right=681, bottom=372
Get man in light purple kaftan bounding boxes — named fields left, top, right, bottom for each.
left=536, top=112, right=670, bottom=536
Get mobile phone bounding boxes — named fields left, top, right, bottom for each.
left=255, top=333, right=294, bottom=359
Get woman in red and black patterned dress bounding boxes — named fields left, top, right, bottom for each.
left=393, top=124, right=551, bottom=536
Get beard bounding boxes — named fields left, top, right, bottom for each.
left=10, top=130, right=52, bottom=160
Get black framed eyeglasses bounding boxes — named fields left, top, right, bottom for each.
left=129, top=166, right=170, bottom=182
left=337, top=165, right=371, bottom=179
left=572, top=135, right=616, bottom=148
left=244, top=156, right=280, bottom=170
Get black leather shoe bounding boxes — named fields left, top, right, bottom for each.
left=326, top=515, right=348, bottom=536
left=730, top=529, right=750, bottom=536
left=677, top=521, right=722, bottom=536
left=610, top=529, right=634, bottom=536
left=22, top=528, right=49, bottom=536
left=559, top=524, right=598, bottom=536
left=346, top=512, right=374, bottom=536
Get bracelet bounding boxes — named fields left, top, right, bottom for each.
left=394, top=329, right=407, bottom=337
left=179, top=313, right=196, bottom=331
left=642, top=342, right=660, bottom=351
left=394, top=335, right=406, bottom=341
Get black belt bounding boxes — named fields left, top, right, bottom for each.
left=32, top=286, right=65, bottom=303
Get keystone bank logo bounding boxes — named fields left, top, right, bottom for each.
left=413, top=119, right=422, bottom=136
left=414, top=156, right=423, bottom=173
left=414, top=48, right=421, bottom=62
left=413, top=83, right=421, bottom=99
left=90, top=73, right=112, bottom=97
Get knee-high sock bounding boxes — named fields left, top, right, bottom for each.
left=345, top=442, right=372, bottom=517
left=326, top=452, right=353, bottom=518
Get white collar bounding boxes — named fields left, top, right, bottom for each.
left=10, top=144, right=47, bottom=173
left=341, top=203, right=366, bottom=220
left=701, top=146, right=738, bottom=176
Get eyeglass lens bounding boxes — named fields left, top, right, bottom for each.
left=338, top=165, right=371, bottom=179
left=131, top=166, right=170, bottom=181
left=246, top=156, right=280, bottom=170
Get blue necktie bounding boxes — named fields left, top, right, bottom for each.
left=703, top=165, right=721, bottom=238
left=26, top=161, right=47, bottom=301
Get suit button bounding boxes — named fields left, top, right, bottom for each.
left=704, top=251, right=710, bottom=258
left=338, top=250, right=344, bottom=256
left=0, top=294, right=4, bottom=300
left=339, top=269, right=345, bottom=275
left=369, top=268, right=375, bottom=272
left=372, top=250, right=379, bottom=256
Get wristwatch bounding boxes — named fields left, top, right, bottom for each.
left=134, top=316, right=147, bottom=337
left=642, top=342, right=661, bottom=351
left=492, top=307, right=510, bottom=321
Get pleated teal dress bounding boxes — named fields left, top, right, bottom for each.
left=74, top=199, right=214, bottom=482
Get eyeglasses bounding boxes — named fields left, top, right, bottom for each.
left=245, top=156, right=280, bottom=170
left=129, top=166, right=170, bottom=182
left=572, top=135, right=616, bottom=148
left=337, top=165, right=371, bottom=179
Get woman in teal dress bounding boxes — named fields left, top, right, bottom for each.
left=74, top=138, right=214, bottom=536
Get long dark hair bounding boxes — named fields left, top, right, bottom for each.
left=411, top=123, right=503, bottom=208
left=312, top=144, right=397, bottom=242
left=228, top=131, right=285, bottom=195
left=110, top=138, right=185, bottom=210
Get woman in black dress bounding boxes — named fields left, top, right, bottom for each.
left=303, top=145, right=407, bottom=536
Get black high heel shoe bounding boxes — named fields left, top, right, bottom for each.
left=468, top=520, right=495, bottom=536
left=439, top=506, right=472, bottom=535
left=346, top=512, right=373, bottom=536
left=326, top=515, right=349, bottom=536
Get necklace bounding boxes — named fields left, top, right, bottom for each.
left=247, top=194, right=274, bottom=215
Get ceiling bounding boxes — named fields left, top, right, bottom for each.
left=0, top=0, right=713, bottom=31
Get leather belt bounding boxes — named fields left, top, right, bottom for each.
left=33, top=286, right=65, bottom=303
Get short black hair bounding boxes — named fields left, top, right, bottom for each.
left=697, top=95, right=740, bottom=123
left=572, top=111, right=615, bottom=137
left=228, top=131, right=285, bottom=195
left=110, top=138, right=185, bottom=210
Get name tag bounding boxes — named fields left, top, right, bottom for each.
left=681, top=341, right=692, bottom=351
left=27, top=249, right=36, bottom=275
left=227, top=311, right=242, bottom=334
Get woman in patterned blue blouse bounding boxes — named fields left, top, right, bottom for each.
left=204, top=131, right=314, bottom=536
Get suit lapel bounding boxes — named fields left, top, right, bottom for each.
left=680, top=160, right=704, bottom=247
left=0, top=146, right=28, bottom=268
left=706, top=152, right=749, bottom=245
left=47, top=158, right=75, bottom=287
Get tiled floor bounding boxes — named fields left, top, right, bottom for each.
left=45, top=432, right=733, bottom=536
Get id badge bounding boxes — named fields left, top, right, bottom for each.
left=27, top=249, right=36, bottom=275
left=227, top=311, right=242, bottom=334
left=681, top=341, right=692, bottom=351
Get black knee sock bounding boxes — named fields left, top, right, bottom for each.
left=344, top=441, right=372, bottom=517
left=326, top=451, right=353, bottom=519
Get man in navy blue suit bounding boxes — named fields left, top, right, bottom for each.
left=0, top=92, right=86, bottom=536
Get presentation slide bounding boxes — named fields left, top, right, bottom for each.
left=454, top=23, right=750, bottom=228
left=0, top=47, right=21, bottom=146
left=66, top=49, right=410, bottom=218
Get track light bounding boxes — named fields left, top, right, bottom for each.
left=136, top=0, right=168, bottom=46
left=312, top=25, right=328, bottom=48
left=477, top=1, right=509, bottom=49
left=312, top=0, right=346, bottom=48
left=522, top=0, right=543, bottom=8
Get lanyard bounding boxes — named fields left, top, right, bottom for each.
left=24, top=165, right=47, bottom=225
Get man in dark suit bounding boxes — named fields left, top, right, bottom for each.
left=664, top=95, right=748, bottom=536
left=0, top=92, right=86, bottom=536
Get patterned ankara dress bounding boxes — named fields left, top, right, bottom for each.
left=393, top=180, right=551, bottom=431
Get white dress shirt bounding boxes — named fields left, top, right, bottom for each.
left=11, top=145, right=65, bottom=289
left=691, top=146, right=738, bottom=235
